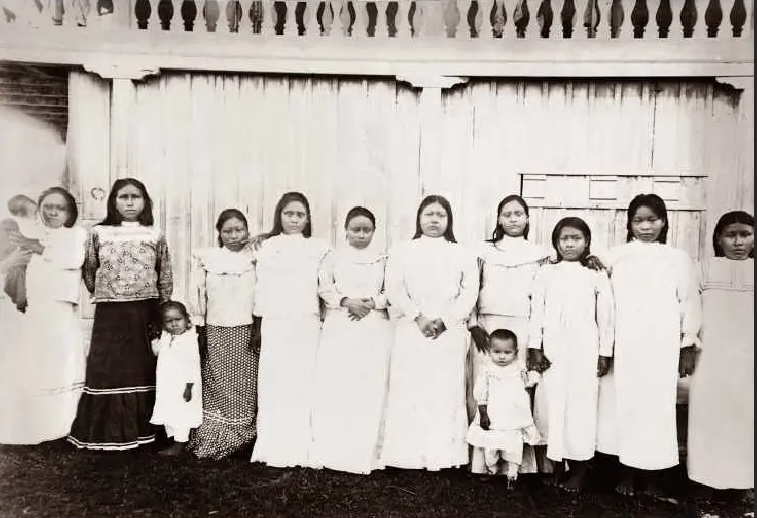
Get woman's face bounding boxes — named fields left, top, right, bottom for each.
left=219, top=217, right=249, bottom=251
left=40, top=192, right=70, bottom=229
left=419, top=202, right=448, bottom=238
left=719, top=223, right=754, bottom=260
left=630, top=205, right=664, bottom=243
left=557, top=225, right=587, bottom=262
left=345, top=215, right=375, bottom=250
left=115, top=184, right=145, bottom=222
left=498, top=200, right=528, bottom=238
left=280, top=201, right=308, bottom=235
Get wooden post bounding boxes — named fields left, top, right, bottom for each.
left=397, top=75, right=469, bottom=197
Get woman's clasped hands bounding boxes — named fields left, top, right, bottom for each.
left=341, top=297, right=376, bottom=321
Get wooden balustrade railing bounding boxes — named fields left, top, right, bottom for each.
left=1, top=0, right=753, bottom=40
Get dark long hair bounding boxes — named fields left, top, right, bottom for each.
left=37, top=186, right=78, bottom=228
left=268, top=191, right=312, bottom=238
left=412, top=194, right=457, bottom=243
left=625, top=193, right=668, bottom=244
left=487, top=194, right=530, bottom=242
left=551, top=216, right=592, bottom=266
left=713, top=211, right=754, bottom=258
left=215, top=209, right=248, bottom=247
left=344, top=206, right=376, bottom=229
left=100, top=178, right=154, bottom=226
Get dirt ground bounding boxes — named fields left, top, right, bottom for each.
left=0, top=438, right=752, bottom=518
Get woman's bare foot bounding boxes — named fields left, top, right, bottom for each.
left=159, top=442, right=185, bottom=456
left=615, top=477, right=635, bottom=496
left=559, top=462, right=586, bottom=493
left=559, top=474, right=584, bottom=493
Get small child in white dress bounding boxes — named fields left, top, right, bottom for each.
left=466, top=328, right=541, bottom=487
left=150, top=301, right=203, bottom=456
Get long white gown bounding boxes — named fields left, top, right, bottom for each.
left=310, top=246, right=392, bottom=474
left=528, top=261, right=615, bottom=462
left=250, top=233, right=330, bottom=468
left=596, top=241, right=700, bottom=470
left=380, top=235, right=479, bottom=470
left=0, top=225, right=87, bottom=444
left=688, top=257, right=753, bottom=489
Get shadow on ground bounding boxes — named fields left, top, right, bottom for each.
left=0, top=439, right=752, bottom=518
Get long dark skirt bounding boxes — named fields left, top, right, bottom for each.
left=67, top=299, right=160, bottom=451
left=188, top=324, right=259, bottom=460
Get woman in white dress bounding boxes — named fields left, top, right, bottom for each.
left=381, top=194, right=479, bottom=471
left=688, top=211, right=753, bottom=497
left=467, top=194, right=551, bottom=474
left=596, top=193, right=700, bottom=496
left=0, top=187, right=87, bottom=444
left=251, top=192, right=330, bottom=468
left=311, top=206, right=392, bottom=474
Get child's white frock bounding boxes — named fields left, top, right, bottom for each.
left=150, top=328, right=203, bottom=432
left=467, top=360, right=541, bottom=468
left=528, top=261, right=615, bottom=462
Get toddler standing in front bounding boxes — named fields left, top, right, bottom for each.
left=150, top=300, right=202, bottom=456
left=466, top=328, right=541, bottom=488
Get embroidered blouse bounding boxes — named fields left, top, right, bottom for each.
left=83, top=222, right=173, bottom=303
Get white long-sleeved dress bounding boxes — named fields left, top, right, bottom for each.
left=150, top=328, right=203, bottom=435
left=528, top=261, right=615, bottom=462
left=311, top=246, right=392, bottom=474
left=596, top=241, right=700, bottom=470
left=0, top=225, right=87, bottom=444
left=380, top=235, right=479, bottom=470
left=250, top=233, right=330, bottom=468
left=688, top=257, right=753, bottom=489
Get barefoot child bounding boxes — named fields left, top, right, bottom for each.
left=527, top=217, right=614, bottom=491
left=150, top=301, right=202, bottom=456
left=466, top=329, right=541, bottom=487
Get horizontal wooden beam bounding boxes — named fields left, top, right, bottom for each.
left=0, top=26, right=753, bottom=80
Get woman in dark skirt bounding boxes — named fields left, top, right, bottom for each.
left=68, top=178, right=172, bottom=451
left=187, top=209, right=260, bottom=460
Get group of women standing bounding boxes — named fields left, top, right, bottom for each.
left=0, top=177, right=752, bottom=504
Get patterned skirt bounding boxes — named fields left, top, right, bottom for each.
left=188, top=324, right=259, bottom=460
left=67, top=299, right=160, bottom=451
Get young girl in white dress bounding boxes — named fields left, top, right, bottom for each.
left=688, top=211, right=753, bottom=499
left=527, top=217, right=614, bottom=491
left=596, top=193, right=700, bottom=497
left=251, top=191, right=330, bottom=468
left=311, top=206, right=392, bottom=474
left=150, top=301, right=202, bottom=456
left=381, top=194, right=479, bottom=471
left=466, top=329, right=540, bottom=488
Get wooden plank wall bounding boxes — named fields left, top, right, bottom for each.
left=67, top=71, right=754, bottom=309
